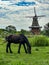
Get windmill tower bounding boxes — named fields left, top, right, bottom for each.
left=26, top=7, right=45, bottom=35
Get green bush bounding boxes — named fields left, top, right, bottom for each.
left=28, top=35, right=49, bottom=46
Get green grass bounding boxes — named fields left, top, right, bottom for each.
left=28, top=35, right=49, bottom=46
left=0, top=38, right=49, bottom=65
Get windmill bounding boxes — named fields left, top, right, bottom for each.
left=26, top=7, right=45, bottom=35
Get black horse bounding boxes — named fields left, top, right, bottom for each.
left=5, top=34, right=31, bottom=54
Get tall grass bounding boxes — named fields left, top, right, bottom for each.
left=28, top=35, right=49, bottom=46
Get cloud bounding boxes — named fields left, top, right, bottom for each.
left=35, top=0, right=49, bottom=4
left=0, top=0, right=49, bottom=30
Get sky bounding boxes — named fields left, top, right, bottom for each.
left=0, top=0, right=49, bottom=31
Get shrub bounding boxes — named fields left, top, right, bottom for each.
left=28, top=35, right=49, bottom=47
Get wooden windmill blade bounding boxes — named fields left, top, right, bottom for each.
left=37, top=15, right=46, bottom=17
left=34, top=7, right=37, bottom=16
left=25, top=7, right=37, bottom=18
left=25, top=14, right=45, bottom=18
left=25, top=16, right=33, bottom=18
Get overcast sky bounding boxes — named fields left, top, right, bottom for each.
left=0, top=0, right=49, bottom=31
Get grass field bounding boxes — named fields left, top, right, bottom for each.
left=0, top=38, right=49, bottom=65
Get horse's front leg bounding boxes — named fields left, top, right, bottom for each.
left=23, top=43, right=27, bottom=53
left=8, top=43, right=13, bottom=53
left=18, top=44, right=21, bottom=54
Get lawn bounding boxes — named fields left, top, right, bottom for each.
left=0, top=38, right=49, bottom=65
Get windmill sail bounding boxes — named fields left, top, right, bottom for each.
left=34, top=7, right=37, bottom=16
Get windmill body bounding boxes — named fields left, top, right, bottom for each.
left=29, top=15, right=42, bottom=35
left=26, top=7, right=45, bottom=35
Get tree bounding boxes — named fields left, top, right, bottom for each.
left=21, top=29, right=26, bottom=34
left=44, top=23, right=49, bottom=36
left=20, top=29, right=30, bottom=35
left=5, top=25, right=16, bottom=33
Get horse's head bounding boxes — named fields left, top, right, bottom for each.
left=27, top=44, right=31, bottom=54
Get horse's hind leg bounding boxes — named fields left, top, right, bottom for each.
left=8, top=43, right=13, bottom=53
left=18, top=44, right=21, bottom=54
left=23, top=44, right=27, bottom=53
left=6, top=42, right=9, bottom=53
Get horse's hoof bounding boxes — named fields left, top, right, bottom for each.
left=26, top=52, right=27, bottom=54
left=18, top=52, right=20, bottom=54
left=18, top=51, right=20, bottom=54
left=6, top=52, right=8, bottom=53
left=10, top=51, right=13, bottom=53
left=29, top=52, right=31, bottom=54
left=6, top=51, right=8, bottom=53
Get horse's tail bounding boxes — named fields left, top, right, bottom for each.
left=5, top=35, right=13, bottom=42
left=5, top=36, right=8, bottom=41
